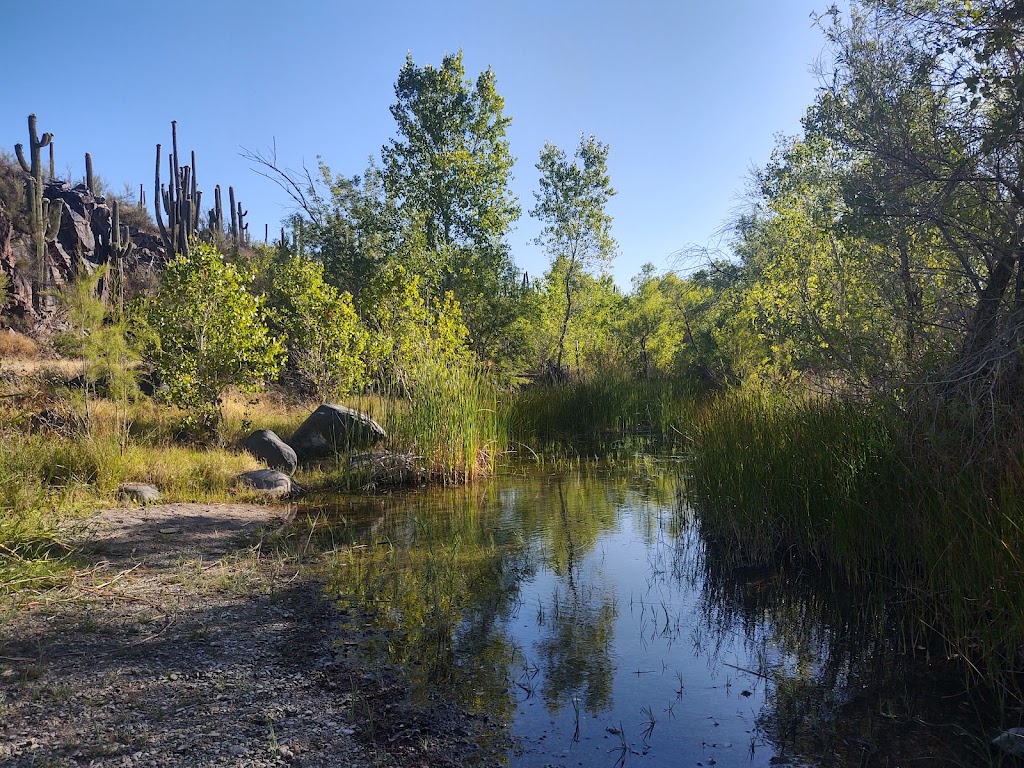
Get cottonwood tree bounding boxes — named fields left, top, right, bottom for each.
left=383, top=51, right=522, bottom=355
left=531, top=135, right=618, bottom=374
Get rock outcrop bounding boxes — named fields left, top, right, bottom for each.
left=288, top=404, right=387, bottom=462
left=1, top=182, right=165, bottom=317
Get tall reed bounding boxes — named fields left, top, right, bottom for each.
left=383, top=360, right=508, bottom=484
left=686, top=391, right=1024, bottom=699
left=509, top=374, right=701, bottom=447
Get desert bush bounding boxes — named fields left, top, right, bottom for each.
left=140, top=241, right=284, bottom=435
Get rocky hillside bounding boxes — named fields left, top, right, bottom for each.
left=0, top=181, right=165, bottom=319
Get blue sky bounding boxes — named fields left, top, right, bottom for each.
left=6, top=1, right=831, bottom=287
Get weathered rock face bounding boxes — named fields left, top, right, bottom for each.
left=288, top=404, right=387, bottom=462
left=1, top=182, right=165, bottom=317
left=0, top=202, right=32, bottom=317
left=242, top=429, right=298, bottom=474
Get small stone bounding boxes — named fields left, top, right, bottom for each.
left=237, top=469, right=293, bottom=497
left=158, top=527, right=180, bottom=535
left=118, top=483, right=162, bottom=505
left=993, top=727, right=1024, bottom=757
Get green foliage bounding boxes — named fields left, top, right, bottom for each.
left=687, top=391, right=1024, bottom=697
left=54, top=269, right=139, bottom=407
left=531, top=135, right=617, bottom=373
left=254, top=248, right=368, bottom=402
left=360, top=264, right=473, bottom=393
left=141, top=242, right=284, bottom=432
left=510, top=375, right=701, bottom=447
left=383, top=51, right=522, bottom=355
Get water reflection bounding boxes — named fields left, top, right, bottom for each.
left=316, top=464, right=993, bottom=767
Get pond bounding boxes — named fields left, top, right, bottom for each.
left=315, top=461, right=993, bottom=767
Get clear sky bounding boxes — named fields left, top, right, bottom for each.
left=5, top=1, right=831, bottom=287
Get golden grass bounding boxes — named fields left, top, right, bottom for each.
left=0, top=328, right=39, bottom=359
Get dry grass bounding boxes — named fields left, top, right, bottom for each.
left=0, top=329, right=39, bottom=359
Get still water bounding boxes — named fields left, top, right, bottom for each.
left=317, top=463, right=984, bottom=767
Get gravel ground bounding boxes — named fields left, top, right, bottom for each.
left=0, top=503, right=504, bottom=767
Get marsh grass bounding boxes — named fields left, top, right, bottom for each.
left=385, top=362, right=507, bottom=484
left=687, top=391, right=1024, bottom=700
left=509, top=374, right=702, bottom=450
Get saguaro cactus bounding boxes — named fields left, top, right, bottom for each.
left=207, top=184, right=224, bottom=235
left=154, top=121, right=202, bottom=258
left=85, top=152, right=94, bottom=195
left=237, top=201, right=248, bottom=246
left=108, top=200, right=134, bottom=316
left=15, top=114, right=62, bottom=311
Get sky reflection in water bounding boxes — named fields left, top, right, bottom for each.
left=321, top=466, right=896, bottom=767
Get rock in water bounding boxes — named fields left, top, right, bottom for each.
left=993, top=727, right=1024, bottom=757
left=242, top=429, right=298, bottom=474
left=237, top=469, right=292, bottom=497
left=118, top=483, right=162, bottom=505
left=288, top=404, right=386, bottom=461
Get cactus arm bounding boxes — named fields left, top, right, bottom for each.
left=154, top=143, right=173, bottom=254
left=15, top=144, right=29, bottom=174
left=43, top=198, right=62, bottom=242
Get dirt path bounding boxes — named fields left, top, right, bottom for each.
left=0, top=503, right=500, bottom=767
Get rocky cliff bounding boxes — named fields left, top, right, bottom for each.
left=0, top=182, right=165, bottom=318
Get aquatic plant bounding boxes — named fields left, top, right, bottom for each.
left=686, top=391, right=1024, bottom=701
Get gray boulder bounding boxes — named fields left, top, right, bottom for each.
left=993, top=727, right=1024, bottom=757
left=241, top=429, right=298, bottom=474
left=288, top=404, right=386, bottom=461
left=237, top=469, right=293, bottom=497
left=118, top=483, right=162, bottom=505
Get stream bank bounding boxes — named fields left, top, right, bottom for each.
left=0, top=502, right=502, bottom=767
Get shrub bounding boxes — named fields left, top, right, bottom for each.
left=260, top=251, right=368, bottom=402
left=141, top=241, right=284, bottom=433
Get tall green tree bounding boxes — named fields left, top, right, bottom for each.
left=382, top=51, right=522, bottom=354
left=531, top=135, right=618, bottom=373
left=813, top=1, right=1024, bottom=402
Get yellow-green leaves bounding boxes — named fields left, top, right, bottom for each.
left=142, top=242, right=284, bottom=432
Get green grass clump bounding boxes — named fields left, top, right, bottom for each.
left=509, top=374, right=702, bottom=448
left=687, top=393, right=906, bottom=580
left=381, top=361, right=508, bottom=484
left=686, top=391, right=1024, bottom=699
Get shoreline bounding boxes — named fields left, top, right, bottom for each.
left=0, top=502, right=502, bottom=767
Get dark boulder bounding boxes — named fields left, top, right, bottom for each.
left=242, top=429, right=298, bottom=474
left=288, top=404, right=386, bottom=461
